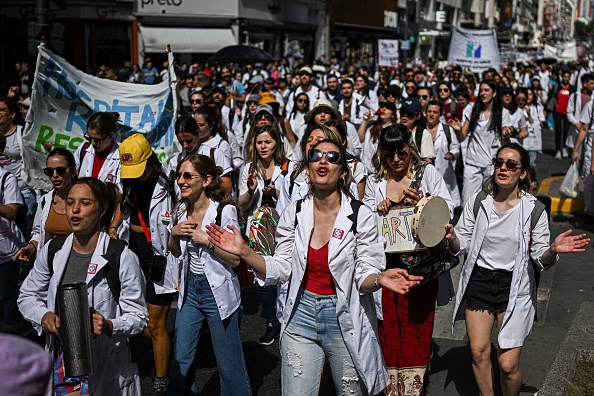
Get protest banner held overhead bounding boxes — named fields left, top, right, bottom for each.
left=543, top=42, right=578, bottom=63
left=21, top=43, right=178, bottom=191
left=447, top=27, right=500, bottom=72
left=378, top=39, right=399, bottom=67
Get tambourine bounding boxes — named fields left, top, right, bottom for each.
left=411, top=196, right=450, bottom=248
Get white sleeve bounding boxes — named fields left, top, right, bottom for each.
left=238, top=162, right=251, bottom=196
left=420, top=130, right=436, bottom=159
left=346, top=122, right=363, bottom=157
left=2, top=172, right=24, bottom=206
left=579, top=100, right=593, bottom=125
left=213, top=148, right=233, bottom=176
left=530, top=209, right=557, bottom=271
left=423, top=164, right=454, bottom=217
left=18, top=243, right=53, bottom=334
left=566, top=94, right=578, bottom=125
left=363, top=177, right=378, bottom=210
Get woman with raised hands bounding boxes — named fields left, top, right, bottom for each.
left=207, top=137, right=422, bottom=396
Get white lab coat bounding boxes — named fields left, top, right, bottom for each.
left=433, top=124, right=461, bottom=208
left=339, top=94, right=364, bottom=127
left=18, top=232, right=148, bottom=396
left=74, top=142, right=122, bottom=189
left=239, top=161, right=288, bottom=226
left=566, top=91, right=587, bottom=148
left=363, top=164, right=455, bottom=317
left=257, top=194, right=389, bottom=395
left=173, top=200, right=241, bottom=320
left=119, top=177, right=180, bottom=294
left=30, top=190, right=54, bottom=254
left=451, top=192, right=556, bottom=349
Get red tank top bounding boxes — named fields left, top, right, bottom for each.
left=555, top=85, right=571, bottom=114
left=301, top=241, right=336, bottom=295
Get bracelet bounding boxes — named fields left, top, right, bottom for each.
left=27, top=241, right=36, bottom=250
left=374, top=273, right=381, bottom=290
left=108, top=225, right=118, bottom=230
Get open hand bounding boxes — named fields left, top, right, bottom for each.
left=551, top=230, right=590, bottom=253
left=379, top=269, right=423, bottom=295
left=206, top=224, right=246, bottom=256
left=447, top=118, right=461, bottom=131
left=247, top=171, right=258, bottom=192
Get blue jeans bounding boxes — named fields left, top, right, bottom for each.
left=168, top=273, right=251, bottom=396
left=280, top=289, right=366, bottom=396
left=258, top=285, right=280, bottom=327
left=0, top=260, right=21, bottom=326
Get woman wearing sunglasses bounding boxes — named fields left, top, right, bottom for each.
left=445, top=143, right=589, bottom=396
left=75, top=112, right=122, bottom=188
left=170, top=115, right=233, bottom=193
left=447, top=79, right=513, bottom=205
left=14, top=148, right=77, bottom=263
left=500, top=86, right=529, bottom=145
left=19, top=178, right=148, bottom=396
left=363, top=123, right=453, bottom=396
left=167, top=154, right=251, bottom=396
left=437, top=82, right=463, bottom=123
left=359, top=101, right=398, bottom=175
left=284, top=92, right=309, bottom=142
left=115, top=134, right=178, bottom=395
left=207, top=138, right=422, bottom=396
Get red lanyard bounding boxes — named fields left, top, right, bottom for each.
left=134, top=194, right=151, bottom=243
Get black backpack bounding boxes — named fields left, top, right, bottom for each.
left=0, top=172, right=29, bottom=240
left=47, top=235, right=126, bottom=303
left=294, top=198, right=362, bottom=235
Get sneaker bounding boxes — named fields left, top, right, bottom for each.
left=554, top=151, right=562, bottom=160
left=562, top=147, right=569, bottom=158
left=259, top=324, right=280, bottom=346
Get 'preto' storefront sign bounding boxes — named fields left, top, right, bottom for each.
left=134, top=0, right=238, bottom=17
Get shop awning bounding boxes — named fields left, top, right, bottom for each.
left=139, top=26, right=237, bottom=53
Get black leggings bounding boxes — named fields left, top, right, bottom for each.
left=553, top=112, right=570, bottom=151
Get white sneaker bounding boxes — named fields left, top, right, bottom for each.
left=555, top=151, right=562, bottom=160
left=562, top=147, right=569, bottom=158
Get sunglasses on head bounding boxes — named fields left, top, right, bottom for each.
left=43, top=166, right=71, bottom=177
left=83, top=133, right=108, bottom=145
left=492, top=157, right=522, bottom=172
left=191, top=99, right=204, bottom=104
left=175, top=171, right=201, bottom=182
left=308, top=148, right=341, bottom=164
left=383, top=149, right=409, bottom=161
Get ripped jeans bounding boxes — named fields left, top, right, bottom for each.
left=280, top=289, right=367, bottom=396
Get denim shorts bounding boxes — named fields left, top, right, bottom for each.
left=465, top=266, right=512, bottom=314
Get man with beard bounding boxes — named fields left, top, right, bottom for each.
left=220, top=66, right=246, bottom=106
left=284, top=66, right=325, bottom=115
left=338, top=78, right=363, bottom=128
left=325, top=75, right=343, bottom=102
left=449, top=65, right=466, bottom=93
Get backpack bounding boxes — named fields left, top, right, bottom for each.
left=414, top=127, right=424, bottom=151
left=78, top=141, right=92, bottom=166
left=0, top=172, right=29, bottom=240
left=294, top=197, right=362, bottom=235
left=472, top=191, right=546, bottom=289
left=47, top=235, right=126, bottom=303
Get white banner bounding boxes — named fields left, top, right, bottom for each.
left=378, top=39, right=399, bottom=67
left=22, top=44, right=178, bottom=191
left=543, top=43, right=578, bottom=62
left=447, top=27, right=500, bottom=72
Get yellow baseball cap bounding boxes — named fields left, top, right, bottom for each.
left=118, top=134, right=153, bottom=179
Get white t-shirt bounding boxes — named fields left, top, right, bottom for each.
left=462, top=106, right=512, bottom=167
left=476, top=203, right=521, bottom=272
left=508, top=109, right=527, bottom=145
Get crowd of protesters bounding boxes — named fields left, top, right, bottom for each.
left=0, top=52, right=591, bottom=396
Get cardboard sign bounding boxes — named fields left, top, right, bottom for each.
left=377, top=206, right=427, bottom=253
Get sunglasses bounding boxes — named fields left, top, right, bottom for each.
left=191, top=99, right=204, bottom=104
left=297, top=98, right=308, bottom=103
left=43, top=166, right=71, bottom=177
left=399, top=110, right=415, bottom=118
left=175, top=171, right=201, bottom=182
left=257, top=113, right=272, bottom=120
left=419, top=95, right=429, bottom=100
left=83, top=133, right=109, bottom=145
left=406, top=85, right=415, bottom=90
left=383, top=150, right=409, bottom=161
left=308, top=148, right=341, bottom=164
left=439, top=88, right=450, bottom=93
left=492, top=157, right=522, bottom=172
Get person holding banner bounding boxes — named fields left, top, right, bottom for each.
left=170, top=115, right=233, bottom=193
left=13, top=148, right=77, bottom=263
left=115, top=134, right=178, bottom=395
left=167, top=154, right=251, bottom=396
left=363, top=123, right=453, bottom=396
left=447, top=79, right=513, bottom=205
left=445, top=143, right=589, bottom=396
left=206, top=137, right=423, bottom=396
left=74, top=112, right=122, bottom=189
left=18, top=178, right=148, bottom=396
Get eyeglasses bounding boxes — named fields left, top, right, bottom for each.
left=297, top=99, right=308, bottom=104
left=83, top=133, right=109, bottom=145
left=43, top=166, right=71, bottom=176
left=308, top=148, right=341, bottom=164
left=439, top=88, right=450, bottom=93
left=383, top=150, right=409, bottom=161
left=191, top=99, right=203, bottom=104
left=492, top=157, right=522, bottom=172
left=175, top=171, right=201, bottom=181
left=419, top=95, right=429, bottom=100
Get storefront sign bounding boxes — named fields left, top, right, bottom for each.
left=384, top=10, right=398, bottom=28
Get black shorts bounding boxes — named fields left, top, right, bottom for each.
left=464, top=265, right=512, bottom=314
left=129, top=230, right=175, bottom=307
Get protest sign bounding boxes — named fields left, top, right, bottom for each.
left=378, top=39, right=399, bottom=67
left=447, top=27, right=500, bottom=72
left=21, top=44, right=178, bottom=191
left=377, top=207, right=427, bottom=253
left=543, top=42, right=578, bottom=62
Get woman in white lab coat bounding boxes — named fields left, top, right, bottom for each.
left=207, top=138, right=422, bottom=396
left=18, top=178, right=148, bottom=396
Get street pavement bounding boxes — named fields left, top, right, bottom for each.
left=135, top=127, right=594, bottom=395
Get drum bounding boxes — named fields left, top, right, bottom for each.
left=411, top=196, right=450, bottom=248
